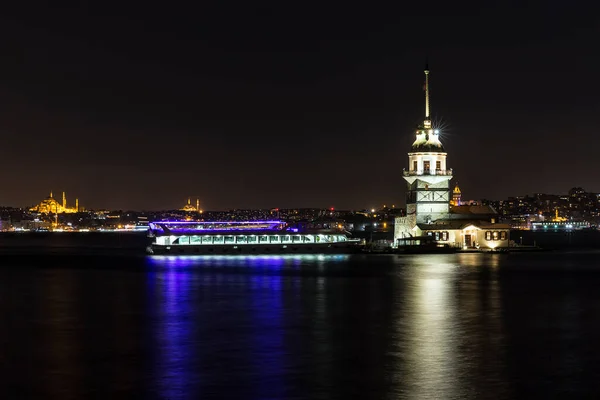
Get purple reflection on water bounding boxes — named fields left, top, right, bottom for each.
left=144, top=254, right=351, bottom=398
left=151, top=264, right=199, bottom=399
left=249, top=273, right=285, bottom=398
left=146, top=254, right=350, bottom=270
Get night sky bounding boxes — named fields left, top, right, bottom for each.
left=1, top=3, right=598, bottom=210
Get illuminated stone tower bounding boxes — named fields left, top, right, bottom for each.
left=402, top=65, right=452, bottom=226
left=450, top=183, right=461, bottom=206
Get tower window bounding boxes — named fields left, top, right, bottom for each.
left=436, top=161, right=441, bottom=170
left=423, top=161, right=430, bottom=172
left=413, top=160, right=417, bottom=171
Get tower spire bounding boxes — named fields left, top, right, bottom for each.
left=424, top=61, right=431, bottom=128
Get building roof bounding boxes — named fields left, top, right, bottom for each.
left=449, top=204, right=499, bottom=215
left=418, top=219, right=511, bottom=231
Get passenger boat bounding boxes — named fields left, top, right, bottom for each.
left=146, top=220, right=363, bottom=255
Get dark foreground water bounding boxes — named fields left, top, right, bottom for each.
left=2, top=246, right=600, bottom=399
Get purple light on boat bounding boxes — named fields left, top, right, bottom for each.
left=155, top=229, right=284, bottom=235
left=153, top=220, right=283, bottom=225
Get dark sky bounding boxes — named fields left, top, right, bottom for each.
left=0, top=2, right=598, bottom=210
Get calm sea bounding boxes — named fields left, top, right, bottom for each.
left=1, top=236, right=600, bottom=399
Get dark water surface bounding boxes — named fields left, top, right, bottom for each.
left=2, top=248, right=600, bottom=399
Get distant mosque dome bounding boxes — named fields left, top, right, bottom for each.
left=180, top=198, right=202, bottom=212
left=30, top=191, right=80, bottom=214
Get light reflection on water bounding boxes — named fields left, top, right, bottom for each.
left=153, top=264, right=197, bottom=399
left=3, top=252, right=600, bottom=398
left=398, top=256, right=463, bottom=398
left=147, top=254, right=350, bottom=268
left=146, top=254, right=350, bottom=399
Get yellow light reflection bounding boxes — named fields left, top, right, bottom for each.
left=401, top=257, right=461, bottom=398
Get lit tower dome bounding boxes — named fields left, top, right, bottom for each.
left=402, top=63, right=453, bottom=225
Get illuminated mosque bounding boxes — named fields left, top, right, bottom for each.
left=394, top=65, right=511, bottom=250
left=30, top=191, right=80, bottom=214
left=180, top=198, right=202, bottom=213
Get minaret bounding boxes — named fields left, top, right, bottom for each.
left=402, top=64, right=453, bottom=227
left=50, top=191, right=53, bottom=198
left=76, top=198, right=79, bottom=212
left=196, top=198, right=200, bottom=211
left=62, top=192, right=66, bottom=210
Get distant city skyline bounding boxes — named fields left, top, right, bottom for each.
left=0, top=4, right=598, bottom=209
left=6, top=185, right=599, bottom=212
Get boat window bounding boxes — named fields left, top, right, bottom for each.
left=214, top=236, right=224, bottom=244
left=292, top=236, right=302, bottom=243
left=500, top=231, right=507, bottom=240
left=259, top=235, right=269, bottom=243
left=282, top=235, right=292, bottom=243
left=304, top=235, right=314, bottom=243
left=248, top=236, right=257, bottom=243
left=178, top=236, right=190, bottom=245
left=493, top=231, right=499, bottom=240
left=269, top=236, right=279, bottom=243
left=190, top=236, right=201, bottom=244
left=201, top=236, right=212, bottom=244
left=236, top=236, right=247, bottom=244
left=485, top=231, right=492, bottom=240
left=224, top=236, right=234, bottom=244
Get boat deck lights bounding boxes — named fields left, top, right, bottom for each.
left=153, top=220, right=283, bottom=224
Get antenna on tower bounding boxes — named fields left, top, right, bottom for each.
left=423, top=59, right=431, bottom=129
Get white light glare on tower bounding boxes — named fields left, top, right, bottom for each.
left=434, top=129, right=440, bottom=134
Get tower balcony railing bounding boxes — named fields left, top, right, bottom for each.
left=403, top=169, right=453, bottom=177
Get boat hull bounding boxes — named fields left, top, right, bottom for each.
left=147, top=242, right=363, bottom=255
